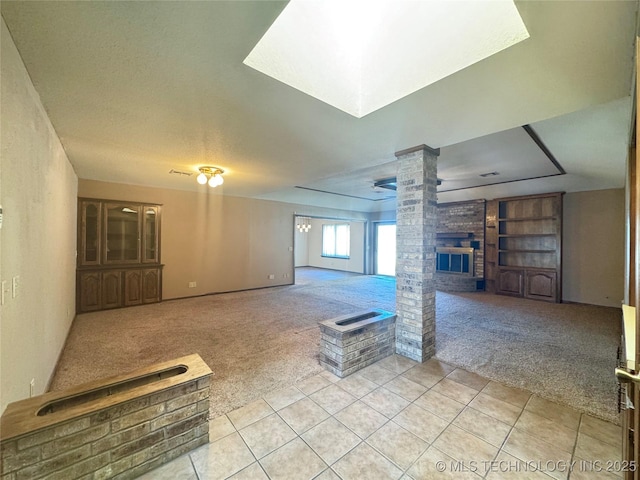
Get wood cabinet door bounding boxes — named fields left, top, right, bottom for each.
left=101, top=271, right=122, bottom=309
left=524, top=270, right=557, bottom=302
left=78, top=271, right=101, bottom=312
left=142, top=268, right=161, bottom=303
left=78, top=200, right=102, bottom=266
left=496, top=269, right=523, bottom=296
left=103, top=203, right=141, bottom=265
left=142, top=206, right=160, bottom=263
left=124, top=270, right=143, bottom=306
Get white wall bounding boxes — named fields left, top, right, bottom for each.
left=307, top=218, right=366, bottom=273
left=294, top=220, right=309, bottom=267
left=563, top=189, right=625, bottom=307
left=1, top=19, right=78, bottom=414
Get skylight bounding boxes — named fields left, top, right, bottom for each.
left=244, top=0, right=529, bottom=118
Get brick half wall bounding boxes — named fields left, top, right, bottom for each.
left=1, top=354, right=212, bottom=480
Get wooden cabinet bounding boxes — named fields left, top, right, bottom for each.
left=78, top=271, right=101, bottom=312
left=102, top=270, right=123, bottom=309
left=524, top=269, right=557, bottom=301
left=78, top=200, right=101, bottom=266
left=142, top=268, right=161, bottom=304
left=103, top=203, right=141, bottom=264
left=493, top=193, right=563, bottom=302
left=124, top=269, right=143, bottom=306
left=77, top=198, right=163, bottom=313
left=496, top=268, right=524, bottom=297
left=484, top=200, right=498, bottom=293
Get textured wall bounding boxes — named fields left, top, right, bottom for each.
left=563, top=188, right=624, bottom=307
left=0, top=19, right=78, bottom=414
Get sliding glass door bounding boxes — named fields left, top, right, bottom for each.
left=375, top=223, right=396, bottom=276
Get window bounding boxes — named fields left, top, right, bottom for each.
left=322, top=224, right=350, bottom=259
left=375, top=223, right=396, bottom=276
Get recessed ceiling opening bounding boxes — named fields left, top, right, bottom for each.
left=244, top=0, right=529, bottom=118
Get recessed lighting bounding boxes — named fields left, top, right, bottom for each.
left=244, top=0, right=529, bottom=118
left=479, top=171, right=500, bottom=177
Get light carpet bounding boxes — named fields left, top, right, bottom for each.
left=51, top=270, right=621, bottom=422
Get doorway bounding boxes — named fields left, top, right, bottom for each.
left=375, top=222, right=396, bottom=276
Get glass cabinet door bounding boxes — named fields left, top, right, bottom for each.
left=79, top=201, right=102, bottom=266
left=142, top=206, right=160, bottom=263
left=103, top=203, right=141, bottom=264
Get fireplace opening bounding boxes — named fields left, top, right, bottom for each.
left=436, top=247, right=474, bottom=276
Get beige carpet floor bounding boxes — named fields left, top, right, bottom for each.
left=51, top=268, right=621, bottom=422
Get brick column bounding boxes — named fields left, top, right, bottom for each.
left=395, top=144, right=439, bottom=362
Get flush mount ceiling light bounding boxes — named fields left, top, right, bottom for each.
left=244, top=0, right=529, bottom=118
left=196, top=166, right=225, bottom=188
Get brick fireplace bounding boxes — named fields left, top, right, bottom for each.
left=435, top=199, right=486, bottom=292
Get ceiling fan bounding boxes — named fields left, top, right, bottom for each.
left=372, top=177, right=443, bottom=193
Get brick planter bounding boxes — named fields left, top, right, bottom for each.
left=0, top=354, right=212, bottom=480
left=319, top=309, right=396, bottom=377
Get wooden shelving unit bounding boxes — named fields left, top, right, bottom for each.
left=77, top=198, right=163, bottom=313
left=484, top=200, right=498, bottom=293
left=492, top=192, right=563, bottom=302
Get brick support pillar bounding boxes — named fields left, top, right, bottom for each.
left=395, top=144, right=439, bottom=362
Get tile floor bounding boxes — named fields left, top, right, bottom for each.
left=138, top=355, right=623, bottom=480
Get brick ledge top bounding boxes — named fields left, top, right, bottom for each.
left=395, top=144, right=440, bottom=158
left=0, top=353, right=212, bottom=442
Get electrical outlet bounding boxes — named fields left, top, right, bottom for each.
left=12, top=276, right=19, bottom=298
left=268, top=274, right=275, bottom=279
left=30, top=378, right=35, bottom=397
left=188, top=281, right=197, bottom=288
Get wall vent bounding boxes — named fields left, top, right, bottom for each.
left=169, top=169, right=193, bottom=176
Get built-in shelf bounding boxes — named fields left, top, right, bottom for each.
left=498, top=234, right=557, bottom=238
left=498, top=216, right=558, bottom=222
left=436, top=232, right=473, bottom=239
left=493, top=192, right=563, bottom=302
left=498, top=249, right=556, bottom=253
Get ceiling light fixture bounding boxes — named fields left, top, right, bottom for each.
left=373, top=177, right=397, bottom=191
left=296, top=217, right=312, bottom=233
left=196, top=166, right=225, bottom=188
